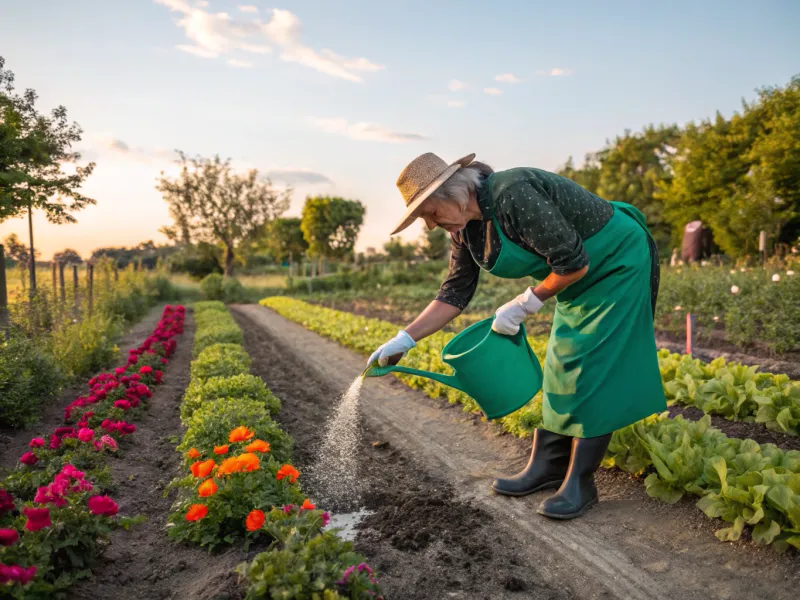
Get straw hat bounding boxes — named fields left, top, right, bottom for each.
left=391, top=152, right=476, bottom=235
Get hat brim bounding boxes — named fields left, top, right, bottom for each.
left=390, top=153, right=476, bottom=235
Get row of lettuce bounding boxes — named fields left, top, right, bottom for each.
left=1, top=270, right=180, bottom=429
left=0, top=305, right=186, bottom=598
left=169, top=301, right=382, bottom=599
left=261, top=297, right=800, bottom=552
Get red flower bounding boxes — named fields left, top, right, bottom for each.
left=0, top=490, right=14, bottom=513
left=48, top=435, right=62, bottom=450
left=115, top=367, right=126, bottom=376
left=140, top=366, right=153, bottom=375
left=136, top=384, right=151, bottom=398
left=0, top=528, right=18, bottom=546
left=19, top=452, right=38, bottom=466
left=77, top=428, right=95, bottom=442
left=245, top=509, right=265, bottom=531
left=0, top=564, right=37, bottom=585
left=121, top=423, right=136, bottom=434
left=54, top=427, right=75, bottom=437
left=114, top=400, right=131, bottom=411
left=301, top=498, right=316, bottom=511
left=161, top=358, right=169, bottom=365
left=88, top=495, right=119, bottom=517
left=28, top=438, right=44, bottom=448
left=23, top=507, right=51, bottom=532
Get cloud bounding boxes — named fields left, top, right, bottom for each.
left=154, top=1, right=383, bottom=81
left=227, top=58, right=253, bottom=68
left=495, top=73, right=521, bottom=83
left=308, top=117, right=427, bottom=143
left=447, top=100, right=465, bottom=108
left=265, top=169, right=332, bottom=185
left=94, top=136, right=175, bottom=164
left=536, top=68, right=573, bottom=76
left=448, top=79, right=466, bottom=92
left=483, top=87, right=503, bottom=95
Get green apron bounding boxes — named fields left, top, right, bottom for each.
left=478, top=200, right=666, bottom=438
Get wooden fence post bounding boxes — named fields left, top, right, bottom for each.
left=52, top=262, right=58, bottom=299
left=73, top=265, right=79, bottom=312
left=114, top=266, right=119, bottom=282
left=87, top=263, right=94, bottom=315
left=0, top=245, right=8, bottom=332
left=59, top=263, right=66, bottom=303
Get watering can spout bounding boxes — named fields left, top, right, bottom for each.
left=364, top=364, right=460, bottom=389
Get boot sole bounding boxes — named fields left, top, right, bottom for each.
left=491, top=479, right=564, bottom=497
left=536, top=496, right=598, bottom=520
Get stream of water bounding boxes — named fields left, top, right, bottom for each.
left=309, top=376, right=365, bottom=512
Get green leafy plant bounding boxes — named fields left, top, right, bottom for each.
left=181, top=374, right=281, bottom=424
left=190, top=343, right=251, bottom=381
left=200, top=273, right=225, bottom=301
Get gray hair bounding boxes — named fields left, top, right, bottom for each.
left=429, top=161, right=494, bottom=211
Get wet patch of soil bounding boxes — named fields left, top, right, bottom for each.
left=233, top=308, right=567, bottom=600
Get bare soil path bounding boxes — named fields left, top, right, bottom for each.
left=233, top=304, right=800, bottom=600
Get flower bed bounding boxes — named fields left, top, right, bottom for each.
left=261, top=296, right=800, bottom=552
left=0, top=305, right=185, bottom=597
left=170, top=301, right=383, bottom=598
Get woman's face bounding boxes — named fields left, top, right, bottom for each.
left=418, top=197, right=467, bottom=234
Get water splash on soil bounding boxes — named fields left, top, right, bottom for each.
left=308, top=376, right=364, bottom=511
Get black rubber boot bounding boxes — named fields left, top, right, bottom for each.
left=537, top=433, right=612, bottom=519
left=491, top=429, right=573, bottom=496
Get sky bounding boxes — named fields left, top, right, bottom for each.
left=1, top=0, right=799, bottom=260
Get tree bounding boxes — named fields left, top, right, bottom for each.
left=0, top=56, right=95, bottom=293
left=262, top=217, right=308, bottom=262
left=53, top=248, right=82, bottom=265
left=3, top=233, right=37, bottom=290
left=157, top=152, right=292, bottom=275
left=300, top=196, right=365, bottom=259
left=419, top=228, right=449, bottom=260
left=384, top=237, right=417, bottom=260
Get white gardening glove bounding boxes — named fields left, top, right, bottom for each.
left=367, top=330, right=417, bottom=368
left=492, top=288, right=544, bottom=336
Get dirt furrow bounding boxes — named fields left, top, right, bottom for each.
left=233, top=303, right=800, bottom=600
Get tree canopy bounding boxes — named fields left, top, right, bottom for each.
left=300, top=196, right=365, bottom=259
left=157, top=152, right=292, bottom=275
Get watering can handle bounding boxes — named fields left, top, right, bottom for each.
left=363, top=364, right=459, bottom=388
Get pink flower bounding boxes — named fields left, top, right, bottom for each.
left=48, top=435, right=62, bottom=450
left=139, top=366, right=153, bottom=376
left=282, top=504, right=295, bottom=514
left=54, top=427, right=75, bottom=437
left=130, top=374, right=141, bottom=381
left=337, top=565, right=356, bottom=585
left=155, top=370, right=164, bottom=383
left=99, top=435, right=118, bottom=451
left=61, top=465, right=86, bottom=480
left=0, top=491, right=14, bottom=513
left=88, top=495, right=118, bottom=517
left=321, top=512, right=330, bottom=527
left=19, top=452, right=38, bottom=466
left=28, top=438, right=44, bottom=448
left=161, top=358, right=169, bottom=365
left=114, top=400, right=131, bottom=411
left=121, top=423, right=136, bottom=434
left=0, top=529, right=19, bottom=546
left=115, top=367, right=126, bottom=376
left=77, top=428, right=95, bottom=442
left=136, top=384, right=151, bottom=398
left=23, top=507, right=51, bottom=531
left=0, top=564, right=37, bottom=585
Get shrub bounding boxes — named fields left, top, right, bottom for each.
left=182, top=374, right=281, bottom=424
left=223, top=277, right=245, bottom=303
left=236, top=530, right=383, bottom=600
left=190, top=344, right=251, bottom=381
left=193, top=323, right=244, bottom=357
left=200, top=273, right=225, bottom=301
left=0, top=334, right=63, bottom=428
left=50, top=313, right=122, bottom=382
left=193, top=301, right=227, bottom=315
left=179, top=397, right=292, bottom=464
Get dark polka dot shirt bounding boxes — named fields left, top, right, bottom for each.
left=436, top=167, right=615, bottom=310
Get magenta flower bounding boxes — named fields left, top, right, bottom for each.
left=23, top=507, right=51, bottom=531
left=337, top=565, right=356, bottom=585
left=28, top=438, right=45, bottom=448
left=0, top=564, right=37, bottom=585
left=88, top=495, right=118, bottom=517
left=321, top=511, right=331, bottom=527
left=77, top=428, right=95, bottom=442
left=0, top=528, right=19, bottom=546
left=0, top=490, right=14, bottom=513
left=115, top=367, right=126, bottom=376
left=19, top=452, right=38, bottom=466
left=61, top=464, right=86, bottom=480
left=282, top=504, right=295, bottom=514
left=99, top=435, right=118, bottom=451
left=139, top=366, right=153, bottom=376
left=114, top=399, right=131, bottom=411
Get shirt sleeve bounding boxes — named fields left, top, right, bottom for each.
left=498, top=180, right=589, bottom=275
left=435, top=232, right=480, bottom=310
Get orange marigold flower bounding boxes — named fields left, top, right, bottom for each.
left=245, top=509, right=265, bottom=532
left=190, top=459, right=215, bottom=478
left=301, top=498, right=316, bottom=510
left=276, top=464, right=300, bottom=484
left=214, top=445, right=229, bottom=455
left=237, top=453, right=261, bottom=472
left=197, top=478, right=218, bottom=497
left=216, top=456, right=241, bottom=476
left=228, top=426, right=255, bottom=443
left=186, top=448, right=202, bottom=459
left=185, top=504, right=208, bottom=521
left=245, top=439, right=271, bottom=453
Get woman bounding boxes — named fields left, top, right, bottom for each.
left=367, top=152, right=666, bottom=520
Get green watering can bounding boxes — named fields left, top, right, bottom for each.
left=364, top=317, right=543, bottom=420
